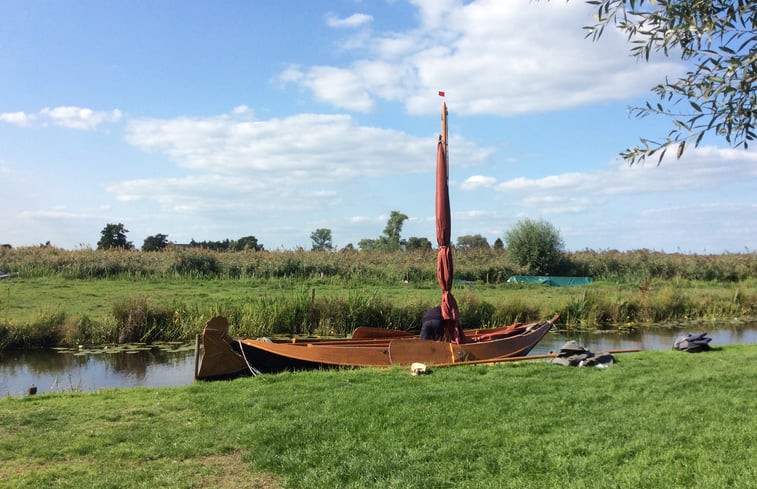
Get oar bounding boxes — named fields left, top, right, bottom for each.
left=433, top=348, right=641, bottom=368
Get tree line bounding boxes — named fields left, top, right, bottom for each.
left=312, top=211, right=504, bottom=253
left=97, top=223, right=263, bottom=253
left=94, top=214, right=565, bottom=276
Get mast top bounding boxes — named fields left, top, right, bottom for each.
left=441, top=102, right=448, bottom=148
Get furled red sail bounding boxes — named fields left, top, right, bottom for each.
left=436, top=102, right=464, bottom=343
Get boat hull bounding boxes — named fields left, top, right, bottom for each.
left=196, top=315, right=557, bottom=379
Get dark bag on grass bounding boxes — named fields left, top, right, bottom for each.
left=673, top=332, right=712, bottom=353
left=550, top=341, right=615, bottom=368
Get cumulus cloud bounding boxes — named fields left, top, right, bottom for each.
left=0, top=106, right=122, bottom=130
left=460, top=175, right=497, bottom=190
left=18, top=208, right=94, bottom=220
left=326, top=13, right=373, bottom=28
left=124, top=108, right=491, bottom=178
left=349, top=216, right=373, bottom=223
left=630, top=202, right=757, bottom=253
left=280, top=0, right=681, bottom=115
left=0, top=112, right=36, bottom=127
left=457, top=146, right=757, bottom=219
left=116, top=107, right=493, bottom=214
left=107, top=173, right=331, bottom=215
left=41, top=106, right=122, bottom=130
left=232, top=104, right=250, bottom=114
left=493, top=147, right=757, bottom=197
left=283, top=66, right=377, bottom=112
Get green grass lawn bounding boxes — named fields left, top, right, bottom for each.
left=0, top=277, right=436, bottom=323
left=3, top=276, right=753, bottom=327
left=1, top=345, right=756, bottom=488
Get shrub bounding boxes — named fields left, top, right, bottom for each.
left=505, top=218, right=565, bottom=275
left=59, top=315, right=114, bottom=346
left=112, top=296, right=174, bottom=343
left=27, top=308, right=66, bottom=347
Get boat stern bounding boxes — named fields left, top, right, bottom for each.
left=195, top=316, right=250, bottom=380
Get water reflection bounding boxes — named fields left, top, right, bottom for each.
left=1, top=346, right=196, bottom=397
left=2, top=323, right=755, bottom=397
left=533, top=322, right=757, bottom=355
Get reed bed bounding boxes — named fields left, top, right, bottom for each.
left=0, top=277, right=754, bottom=352
left=2, top=246, right=755, bottom=282
left=0, top=247, right=755, bottom=351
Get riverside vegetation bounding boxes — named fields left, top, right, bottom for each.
left=1, top=345, right=756, bottom=488
left=0, top=247, right=755, bottom=351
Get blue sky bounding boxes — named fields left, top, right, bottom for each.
left=1, top=0, right=755, bottom=253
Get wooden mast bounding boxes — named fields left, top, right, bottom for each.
left=441, top=102, right=448, bottom=169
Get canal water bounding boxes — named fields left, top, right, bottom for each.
left=2, top=322, right=755, bottom=397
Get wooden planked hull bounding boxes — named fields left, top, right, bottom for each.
left=196, top=315, right=557, bottom=379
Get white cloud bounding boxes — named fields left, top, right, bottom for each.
left=448, top=146, right=757, bottom=252
left=281, top=0, right=681, bottom=115
left=628, top=203, right=757, bottom=253
left=326, top=13, right=373, bottom=28
left=0, top=111, right=36, bottom=127
left=107, top=174, right=326, bottom=214
left=460, top=175, right=496, bottom=190
left=41, top=106, right=122, bottom=130
left=281, top=65, right=376, bottom=112
left=124, top=108, right=491, bottom=178
left=444, top=145, right=757, bottom=248
left=454, top=209, right=497, bottom=220
left=117, top=107, right=493, bottom=216
left=0, top=106, right=122, bottom=130
left=18, top=209, right=92, bottom=220
left=491, top=147, right=757, bottom=199
left=349, top=216, right=372, bottom=223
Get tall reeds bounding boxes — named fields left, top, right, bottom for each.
left=0, top=246, right=755, bottom=350
left=2, top=246, right=755, bottom=282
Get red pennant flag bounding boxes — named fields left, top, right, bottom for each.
left=438, top=91, right=445, bottom=97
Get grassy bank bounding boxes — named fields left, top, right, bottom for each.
left=0, top=276, right=755, bottom=351
left=1, top=247, right=755, bottom=350
left=1, top=345, right=756, bottom=488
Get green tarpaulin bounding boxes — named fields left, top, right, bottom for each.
left=507, top=276, right=593, bottom=287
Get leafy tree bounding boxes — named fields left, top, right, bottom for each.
left=232, top=235, right=263, bottom=251
left=186, top=236, right=262, bottom=251
left=456, top=234, right=490, bottom=250
left=142, top=233, right=169, bottom=251
left=358, top=211, right=409, bottom=251
left=357, top=238, right=377, bottom=251
left=505, top=218, right=564, bottom=275
left=493, top=238, right=504, bottom=250
left=584, top=0, right=757, bottom=164
left=382, top=211, right=408, bottom=249
left=97, top=223, right=134, bottom=250
left=189, top=238, right=230, bottom=251
left=310, top=228, right=334, bottom=251
left=406, top=236, right=433, bottom=251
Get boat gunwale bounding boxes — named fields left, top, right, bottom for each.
left=235, top=319, right=554, bottom=367
left=239, top=316, right=556, bottom=349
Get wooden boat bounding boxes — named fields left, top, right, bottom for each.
left=196, top=314, right=558, bottom=379
left=196, top=100, right=557, bottom=379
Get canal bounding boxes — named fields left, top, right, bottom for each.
left=2, top=322, right=755, bottom=397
